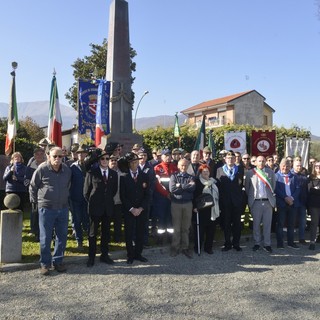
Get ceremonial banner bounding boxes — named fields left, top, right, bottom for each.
left=78, top=79, right=110, bottom=141
left=95, top=80, right=111, bottom=146
left=224, top=131, right=246, bottom=155
left=285, top=137, right=310, bottom=168
left=251, top=130, right=276, bottom=157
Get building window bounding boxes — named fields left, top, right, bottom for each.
left=263, top=115, right=268, bottom=125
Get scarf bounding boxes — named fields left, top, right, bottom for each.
left=199, top=176, right=220, bottom=221
left=222, top=164, right=238, bottom=181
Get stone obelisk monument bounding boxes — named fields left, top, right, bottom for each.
left=106, top=0, right=142, bottom=151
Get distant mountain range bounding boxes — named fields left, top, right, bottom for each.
left=0, top=101, right=77, bottom=130
left=0, top=101, right=319, bottom=140
left=0, top=101, right=187, bottom=131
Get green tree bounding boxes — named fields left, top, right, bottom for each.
left=65, top=38, right=137, bottom=110
left=18, top=116, right=45, bottom=143
left=139, top=124, right=311, bottom=161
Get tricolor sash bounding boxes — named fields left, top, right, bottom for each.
left=253, top=168, right=273, bottom=193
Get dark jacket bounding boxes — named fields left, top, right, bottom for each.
left=120, top=171, right=150, bottom=214
left=83, top=167, right=118, bottom=217
left=216, top=165, right=244, bottom=207
left=275, top=171, right=300, bottom=208
left=169, top=172, right=195, bottom=203
left=290, top=169, right=308, bottom=206
left=70, top=161, right=86, bottom=202
left=3, top=163, right=27, bottom=193
left=307, top=177, right=320, bottom=208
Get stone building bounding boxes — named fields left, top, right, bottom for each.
left=181, top=90, right=275, bottom=129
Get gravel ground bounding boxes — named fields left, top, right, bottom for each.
left=1, top=236, right=320, bottom=320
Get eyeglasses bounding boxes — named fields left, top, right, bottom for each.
left=100, top=157, right=109, bottom=161
left=315, top=165, right=320, bottom=168
left=52, top=155, right=63, bottom=158
left=242, top=158, right=250, bottom=160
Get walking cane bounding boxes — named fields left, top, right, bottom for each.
left=196, top=209, right=200, bottom=256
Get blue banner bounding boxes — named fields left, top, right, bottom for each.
left=78, top=79, right=110, bottom=139
left=96, top=80, right=111, bottom=135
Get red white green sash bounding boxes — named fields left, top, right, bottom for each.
left=253, top=168, right=273, bottom=192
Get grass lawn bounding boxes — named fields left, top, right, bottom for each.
left=19, top=206, right=252, bottom=263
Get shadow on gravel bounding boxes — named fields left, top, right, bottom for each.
left=64, top=244, right=319, bottom=277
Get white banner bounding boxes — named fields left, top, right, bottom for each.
left=224, top=131, right=247, bottom=155
left=285, top=137, right=310, bottom=168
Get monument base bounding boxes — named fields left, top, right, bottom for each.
left=102, top=132, right=143, bottom=155
left=0, top=209, right=23, bottom=263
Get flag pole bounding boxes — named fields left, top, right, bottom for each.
left=12, top=62, right=18, bottom=154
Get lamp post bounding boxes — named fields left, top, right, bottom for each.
left=133, top=90, right=149, bottom=131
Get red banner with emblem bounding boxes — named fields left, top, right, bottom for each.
left=251, top=130, right=276, bottom=157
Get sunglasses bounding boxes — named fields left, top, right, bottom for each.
left=100, top=157, right=109, bottom=161
left=242, top=158, right=250, bottom=160
left=52, top=155, right=63, bottom=158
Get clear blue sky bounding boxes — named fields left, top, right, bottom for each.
left=1, top=0, right=320, bottom=135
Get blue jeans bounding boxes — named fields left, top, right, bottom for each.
left=71, top=199, right=89, bottom=243
left=294, top=206, right=306, bottom=240
left=152, top=193, right=172, bottom=231
left=276, top=205, right=296, bottom=246
left=39, top=207, right=69, bottom=267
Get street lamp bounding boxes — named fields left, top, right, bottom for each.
left=133, top=90, right=149, bottom=131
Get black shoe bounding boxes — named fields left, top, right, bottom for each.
left=309, top=243, right=315, bottom=250
left=221, top=246, right=232, bottom=252
left=134, top=255, right=148, bottom=262
left=288, top=243, right=299, bottom=249
left=100, top=255, right=114, bottom=265
left=87, top=258, right=94, bottom=267
left=233, top=246, right=242, bottom=252
left=54, top=263, right=67, bottom=273
left=277, top=244, right=284, bottom=249
left=127, top=258, right=134, bottom=264
left=252, top=245, right=260, bottom=251
left=263, top=246, right=272, bottom=253
left=181, top=249, right=193, bottom=259
left=316, top=235, right=320, bottom=243
left=299, top=239, right=307, bottom=245
left=204, top=248, right=213, bottom=254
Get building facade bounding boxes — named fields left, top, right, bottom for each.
left=181, top=90, right=275, bottom=129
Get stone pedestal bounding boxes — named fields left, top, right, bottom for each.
left=0, top=209, right=23, bottom=263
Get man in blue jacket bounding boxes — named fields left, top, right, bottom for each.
left=275, top=158, right=300, bottom=249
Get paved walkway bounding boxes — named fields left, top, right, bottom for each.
left=1, top=233, right=320, bottom=320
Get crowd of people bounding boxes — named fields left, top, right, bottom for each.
left=2, top=139, right=320, bottom=276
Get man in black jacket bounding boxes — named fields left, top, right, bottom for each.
left=120, top=152, right=150, bottom=264
left=84, top=150, right=118, bottom=267
left=216, top=150, right=244, bottom=251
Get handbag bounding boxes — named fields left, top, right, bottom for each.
left=195, top=193, right=214, bottom=211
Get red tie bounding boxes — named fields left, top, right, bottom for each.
left=103, top=170, right=107, bottom=184
left=285, top=175, right=289, bottom=184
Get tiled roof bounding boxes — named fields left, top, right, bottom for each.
left=181, top=90, right=261, bottom=114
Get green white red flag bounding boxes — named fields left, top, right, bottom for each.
left=5, top=70, right=18, bottom=156
left=47, top=74, right=62, bottom=147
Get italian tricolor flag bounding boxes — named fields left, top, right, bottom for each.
left=5, top=71, right=18, bottom=156
left=47, top=74, right=62, bottom=147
